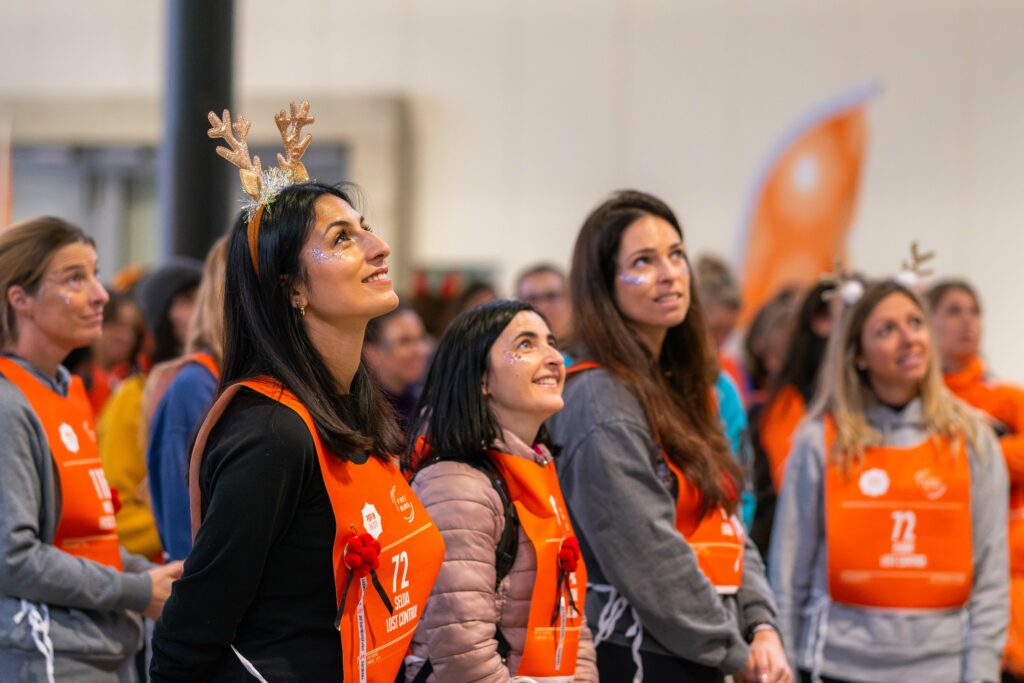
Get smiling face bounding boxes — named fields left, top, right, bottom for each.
left=931, top=287, right=981, bottom=369
left=484, top=311, right=565, bottom=438
left=858, top=292, right=932, bottom=403
left=292, top=194, right=399, bottom=325
left=9, top=242, right=109, bottom=352
left=613, top=214, right=690, bottom=350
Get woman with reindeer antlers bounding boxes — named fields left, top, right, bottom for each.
left=150, top=102, right=444, bottom=682
left=770, top=251, right=1008, bottom=683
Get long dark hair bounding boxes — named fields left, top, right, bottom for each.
left=403, top=299, right=550, bottom=470
left=220, top=182, right=402, bottom=460
left=768, top=281, right=833, bottom=402
left=567, top=190, right=740, bottom=517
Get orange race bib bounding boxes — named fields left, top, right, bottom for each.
left=823, top=416, right=973, bottom=609
left=666, top=458, right=745, bottom=594
left=491, top=450, right=587, bottom=681
left=0, top=358, right=121, bottom=570
left=758, top=385, right=807, bottom=492
left=191, top=379, right=444, bottom=683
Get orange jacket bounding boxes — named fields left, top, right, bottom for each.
left=945, top=356, right=1024, bottom=483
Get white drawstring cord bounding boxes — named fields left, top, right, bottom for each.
left=13, top=599, right=55, bottom=683
left=589, top=583, right=644, bottom=682
left=802, top=595, right=830, bottom=683
left=231, top=645, right=269, bottom=682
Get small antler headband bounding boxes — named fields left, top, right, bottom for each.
left=895, top=241, right=936, bottom=288
left=207, top=100, right=316, bottom=277
left=820, top=259, right=864, bottom=306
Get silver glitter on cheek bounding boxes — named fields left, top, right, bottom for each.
left=61, top=292, right=72, bottom=306
left=309, top=247, right=332, bottom=264
left=503, top=351, right=528, bottom=364
left=618, top=273, right=652, bottom=286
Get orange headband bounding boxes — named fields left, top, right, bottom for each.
left=246, top=205, right=266, bottom=277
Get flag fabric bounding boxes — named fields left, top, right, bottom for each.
left=736, top=83, right=877, bottom=325
left=0, top=119, right=11, bottom=229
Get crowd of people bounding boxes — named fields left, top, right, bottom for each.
left=0, top=102, right=1020, bottom=683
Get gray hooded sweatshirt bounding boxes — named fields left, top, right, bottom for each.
left=0, top=356, right=153, bottom=682
left=770, top=399, right=1008, bottom=683
left=548, top=366, right=777, bottom=676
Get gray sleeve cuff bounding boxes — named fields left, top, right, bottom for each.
left=961, top=646, right=1001, bottom=683
left=116, top=571, right=152, bottom=613
left=720, top=639, right=750, bottom=674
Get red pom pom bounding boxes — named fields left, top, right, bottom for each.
left=353, top=564, right=370, bottom=578
left=359, top=547, right=376, bottom=563
left=347, top=536, right=363, bottom=551
left=358, top=533, right=375, bottom=546
left=369, top=556, right=380, bottom=571
left=109, top=487, right=123, bottom=514
left=344, top=553, right=363, bottom=569
left=558, top=537, right=580, bottom=572
left=372, top=540, right=382, bottom=553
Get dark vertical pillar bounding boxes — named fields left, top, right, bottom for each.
left=158, top=0, right=235, bottom=260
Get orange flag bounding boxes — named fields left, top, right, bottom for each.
left=0, top=119, right=11, bottom=229
left=736, top=83, right=877, bottom=325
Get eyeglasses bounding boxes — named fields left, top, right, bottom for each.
left=522, top=290, right=566, bottom=306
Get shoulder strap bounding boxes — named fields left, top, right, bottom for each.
left=411, top=453, right=519, bottom=588
left=565, top=360, right=601, bottom=377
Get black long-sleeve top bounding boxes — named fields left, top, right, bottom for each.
left=150, top=388, right=343, bottom=681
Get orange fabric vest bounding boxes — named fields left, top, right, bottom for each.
left=823, top=416, right=973, bottom=609
left=944, top=356, right=1024, bottom=573
left=490, top=450, right=587, bottom=680
left=665, top=458, right=745, bottom=594
left=758, top=385, right=806, bottom=492
left=190, top=379, right=444, bottom=683
left=0, top=357, right=122, bottom=570
left=566, top=361, right=744, bottom=594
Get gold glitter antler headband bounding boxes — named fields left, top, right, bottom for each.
left=273, top=101, right=313, bottom=183
left=207, top=100, right=316, bottom=277
left=207, top=109, right=264, bottom=202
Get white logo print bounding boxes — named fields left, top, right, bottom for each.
left=390, top=486, right=415, bottom=523
left=858, top=468, right=890, bottom=498
left=59, top=423, right=80, bottom=454
left=362, top=502, right=383, bottom=539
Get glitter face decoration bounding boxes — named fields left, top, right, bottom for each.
left=503, top=350, right=529, bottom=365
left=618, top=272, right=652, bottom=287
left=308, top=246, right=342, bottom=264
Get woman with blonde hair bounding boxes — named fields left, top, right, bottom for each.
left=771, top=279, right=1008, bottom=683
left=0, top=216, right=181, bottom=681
left=145, top=236, right=228, bottom=560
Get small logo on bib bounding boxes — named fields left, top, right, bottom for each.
left=59, top=423, right=80, bottom=454
left=858, top=468, right=890, bottom=498
left=362, top=502, right=383, bottom=539
left=915, top=468, right=948, bottom=500
left=390, top=485, right=415, bottom=523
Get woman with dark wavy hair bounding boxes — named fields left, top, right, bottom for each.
left=549, top=190, right=788, bottom=683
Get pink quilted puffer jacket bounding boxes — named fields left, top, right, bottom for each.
left=405, top=458, right=598, bottom=682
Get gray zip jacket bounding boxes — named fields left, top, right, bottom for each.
left=548, top=366, right=777, bottom=675
left=0, top=356, right=153, bottom=682
left=770, top=399, right=1008, bottom=683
